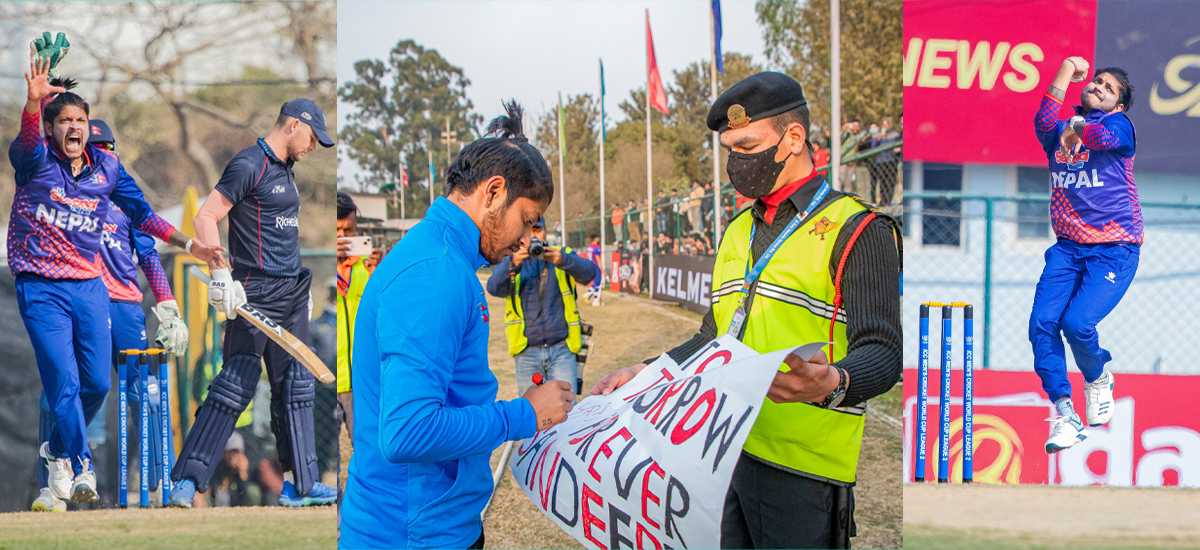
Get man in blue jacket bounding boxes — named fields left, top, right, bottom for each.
left=340, top=102, right=575, bottom=549
left=487, top=217, right=599, bottom=395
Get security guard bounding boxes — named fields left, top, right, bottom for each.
left=591, top=72, right=902, bottom=549
left=488, top=216, right=599, bottom=395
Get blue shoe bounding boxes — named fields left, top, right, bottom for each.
left=279, top=481, right=336, bottom=507
left=168, top=478, right=195, bottom=508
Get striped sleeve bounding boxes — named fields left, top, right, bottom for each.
left=8, top=107, right=46, bottom=185
left=134, top=228, right=174, bottom=302
left=1081, top=114, right=1135, bottom=156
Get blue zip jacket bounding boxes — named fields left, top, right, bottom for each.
left=341, top=197, right=537, bottom=550
left=485, top=247, right=599, bottom=349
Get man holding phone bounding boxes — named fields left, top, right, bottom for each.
left=335, top=192, right=380, bottom=442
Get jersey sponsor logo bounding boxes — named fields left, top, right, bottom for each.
left=275, top=215, right=299, bottom=229
left=50, top=187, right=100, bottom=214
left=1052, top=169, right=1105, bottom=189
left=271, top=184, right=287, bottom=194
left=104, top=223, right=118, bottom=233
left=1054, top=149, right=1090, bottom=170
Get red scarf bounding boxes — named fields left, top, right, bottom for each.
left=762, top=171, right=818, bottom=225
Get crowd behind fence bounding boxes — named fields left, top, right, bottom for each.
left=554, top=140, right=904, bottom=259
left=903, top=191, right=1200, bottom=376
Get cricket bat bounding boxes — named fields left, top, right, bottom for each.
left=189, top=266, right=335, bottom=384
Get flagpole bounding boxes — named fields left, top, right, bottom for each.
left=831, top=0, right=841, bottom=192
left=645, top=8, right=655, bottom=299
left=558, top=92, right=567, bottom=246
left=710, top=1, right=722, bottom=246
left=598, top=59, right=607, bottom=272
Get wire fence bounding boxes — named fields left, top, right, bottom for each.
left=903, top=191, right=1200, bottom=376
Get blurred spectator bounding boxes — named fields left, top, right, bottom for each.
left=309, top=280, right=339, bottom=478
left=871, top=117, right=901, bottom=204
left=670, top=188, right=681, bottom=236
left=211, top=432, right=261, bottom=507
left=702, top=181, right=715, bottom=230
left=627, top=199, right=641, bottom=245
left=610, top=202, right=625, bottom=245
left=687, top=180, right=705, bottom=234
left=654, top=190, right=669, bottom=234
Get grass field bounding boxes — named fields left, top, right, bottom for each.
left=905, top=483, right=1200, bottom=549
left=333, top=280, right=903, bottom=548
left=471, top=284, right=903, bottom=549
left=0, top=506, right=336, bottom=549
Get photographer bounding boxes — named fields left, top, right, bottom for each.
left=487, top=217, right=600, bottom=395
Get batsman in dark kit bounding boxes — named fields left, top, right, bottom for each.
left=167, top=99, right=336, bottom=507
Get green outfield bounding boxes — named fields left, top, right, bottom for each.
left=0, top=507, right=336, bottom=550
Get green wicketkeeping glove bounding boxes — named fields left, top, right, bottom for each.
left=29, top=32, right=70, bottom=79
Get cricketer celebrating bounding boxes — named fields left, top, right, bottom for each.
left=32, top=119, right=190, bottom=512
left=169, top=98, right=336, bottom=507
left=1031, top=56, right=1138, bottom=453
left=9, top=53, right=219, bottom=504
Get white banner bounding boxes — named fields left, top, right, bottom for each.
left=511, top=335, right=828, bottom=549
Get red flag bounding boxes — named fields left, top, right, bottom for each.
left=401, top=167, right=409, bottom=187
left=646, top=12, right=669, bottom=115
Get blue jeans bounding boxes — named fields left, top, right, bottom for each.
left=514, top=341, right=578, bottom=396
left=1029, top=240, right=1139, bottom=400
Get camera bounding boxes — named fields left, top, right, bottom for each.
left=529, top=237, right=545, bottom=259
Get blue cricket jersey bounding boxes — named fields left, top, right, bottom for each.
left=1034, top=94, right=1142, bottom=245
left=341, top=197, right=537, bottom=549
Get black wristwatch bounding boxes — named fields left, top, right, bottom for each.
left=815, top=367, right=848, bottom=409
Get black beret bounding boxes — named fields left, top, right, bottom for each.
left=706, top=72, right=807, bottom=132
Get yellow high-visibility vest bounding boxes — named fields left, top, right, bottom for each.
left=711, top=194, right=872, bottom=484
left=504, top=247, right=582, bottom=357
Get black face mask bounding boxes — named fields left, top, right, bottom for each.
left=726, top=132, right=792, bottom=199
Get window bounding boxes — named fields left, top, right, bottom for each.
left=922, top=163, right=963, bottom=247
left=1017, top=167, right=1051, bottom=239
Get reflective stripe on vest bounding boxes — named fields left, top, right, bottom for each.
left=504, top=246, right=582, bottom=356
left=712, top=195, right=868, bottom=484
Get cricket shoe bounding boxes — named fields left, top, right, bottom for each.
left=70, top=460, right=98, bottom=503
left=1085, top=370, right=1115, bottom=427
left=167, top=478, right=196, bottom=508
left=39, top=442, right=74, bottom=501
left=279, top=481, right=337, bottom=507
left=31, top=488, right=66, bottom=512
left=1045, top=412, right=1088, bottom=453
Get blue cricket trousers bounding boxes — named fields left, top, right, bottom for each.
left=1029, top=239, right=1139, bottom=400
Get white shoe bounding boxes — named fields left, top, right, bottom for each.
left=1045, top=412, right=1089, bottom=453
left=31, top=487, right=66, bottom=512
left=70, top=460, right=98, bottom=504
left=40, top=442, right=74, bottom=501
left=1085, top=371, right=1115, bottom=427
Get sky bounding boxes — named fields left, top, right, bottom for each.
left=336, top=0, right=771, bottom=185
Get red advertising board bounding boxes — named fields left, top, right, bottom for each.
left=903, top=0, right=1097, bottom=166
left=903, top=368, right=1200, bottom=487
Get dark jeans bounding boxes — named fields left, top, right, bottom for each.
left=722, top=453, right=855, bottom=549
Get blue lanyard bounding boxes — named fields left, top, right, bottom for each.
left=739, top=180, right=831, bottom=297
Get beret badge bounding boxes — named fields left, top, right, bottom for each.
left=728, top=104, right=749, bottom=129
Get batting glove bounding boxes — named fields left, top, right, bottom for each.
left=30, top=32, right=70, bottom=79
left=208, top=268, right=247, bottom=319
left=153, top=299, right=189, bottom=356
